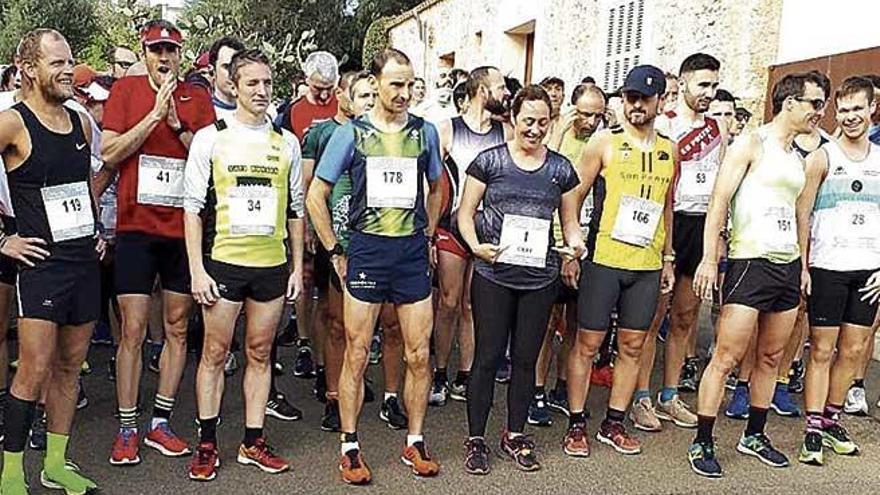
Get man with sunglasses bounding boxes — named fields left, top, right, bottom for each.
left=111, top=46, right=138, bottom=80
left=688, top=72, right=824, bottom=478
left=102, top=19, right=215, bottom=467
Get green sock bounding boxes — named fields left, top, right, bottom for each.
left=1, top=450, right=24, bottom=481
left=44, top=433, right=97, bottom=493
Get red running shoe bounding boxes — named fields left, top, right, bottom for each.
left=189, top=442, right=220, bottom=481
left=237, top=438, right=291, bottom=474
left=109, top=429, right=141, bottom=466
left=145, top=423, right=191, bottom=457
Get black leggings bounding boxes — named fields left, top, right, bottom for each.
left=467, top=272, right=558, bottom=437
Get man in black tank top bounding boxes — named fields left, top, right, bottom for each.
left=0, top=29, right=100, bottom=495
left=430, top=66, right=510, bottom=406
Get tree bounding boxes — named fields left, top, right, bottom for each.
left=0, top=0, right=101, bottom=63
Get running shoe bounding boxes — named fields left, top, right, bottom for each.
left=363, top=378, right=376, bottom=403
left=725, top=385, right=749, bottom=419
left=770, top=383, right=801, bottom=417
left=547, top=387, right=570, bottom=416
left=266, top=392, right=302, bottom=421
left=657, top=314, right=669, bottom=343
left=724, top=373, right=738, bottom=391
left=448, top=376, right=468, bottom=402
left=379, top=396, right=408, bottom=430
left=596, top=420, right=641, bottom=455
left=148, top=344, right=162, bottom=373
left=223, top=352, right=238, bottom=377
left=107, top=356, right=116, bottom=382
left=109, top=429, right=141, bottom=466
left=238, top=437, right=290, bottom=474
left=76, top=379, right=89, bottom=410
left=629, top=397, right=661, bottom=432
left=657, top=394, right=698, bottom=428
left=499, top=433, right=540, bottom=472
left=293, top=345, right=315, bottom=378
left=40, top=459, right=98, bottom=494
left=798, top=431, right=824, bottom=466
left=145, top=422, right=191, bottom=457
left=277, top=315, right=299, bottom=347
left=401, top=441, right=440, bottom=477
left=494, top=357, right=511, bottom=384
left=788, top=360, right=805, bottom=394
left=339, top=449, right=371, bottom=485
left=28, top=413, right=47, bottom=451
left=369, top=335, right=382, bottom=365
left=321, top=400, right=341, bottom=432
left=679, top=358, right=699, bottom=393
left=562, top=423, right=590, bottom=457
left=313, top=368, right=327, bottom=403
left=189, top=441, right=219, bottom=481
left=736, top=432, right=789, bottom=467
left=688, top=440, right=722, bottom=478
left=527, top=395, right=553, bottom=427
left=429, top=373, right=448, bottom=407
left=844, top=386, right=869, bottom=416
left=272, top=360, right=284, bottom=376
left=91, top=321, right=113, bottom=345
left=463, top=437, right=490, bottom=475
left=822, top=423, right=859, bottom=455
left=80, top=360, right=92, bottom=376
left=590, top=364, right=614, bottom=388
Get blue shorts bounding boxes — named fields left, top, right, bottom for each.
left=346, top=231, right=431, bottom=305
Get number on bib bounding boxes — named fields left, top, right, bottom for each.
left=137, top=155, right=185, bottom=207
left=228, top=186, right=278, bottom=236
left=366, top=157, right=417, bottom=209
left=496, top=214, right=551, bottom=268
left=611, top=195, right=663, bottom=247
left=41, top=181, right=94, bottom=242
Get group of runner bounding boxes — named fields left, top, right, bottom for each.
left=0, top=18, right=877, bottom=493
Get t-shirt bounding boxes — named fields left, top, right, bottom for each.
left=287, top=95, right=338, bottom=143
left=103, top=75, right=215, bottom=238
left=303, top=118, right=352, bottom=250
left=870, top=124, right=880, bottom=146
left=184, top=116, right=303, bottom=268
left=468, top=144, right=579, bottom=290
left=316, top=114, right=443, bottom=237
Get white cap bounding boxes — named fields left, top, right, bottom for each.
left=302, top=51, right=339, bottom=84
left=81, top=82, right=110, bottom=102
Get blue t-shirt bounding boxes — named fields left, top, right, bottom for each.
left=870, top=124, right=880, bottom=146
left=316, top=114, right=442, bottom=237
left=467, top=144, right=579, bottom=290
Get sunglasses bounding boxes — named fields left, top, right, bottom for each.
left=115, top=61, right=135, bottom=70
left=795, top=97, right=826, bottom=111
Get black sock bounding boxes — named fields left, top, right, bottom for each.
left=535, top=385, right=546, bottom=398
left=696, top=414, right=716, bottom=444
left=745, top=406, right=769, bottom=436
left=737, top=380, right=750, bottom=388
left=5, top=395, right=36, bottom=453
left=454, top=370, right=469, bottom=385
left=853, top=378, right=865, bottom=388
left=604, top=407, right=625, bottom=424
left=554, top=379, right=567, bottom=393
left=244, top=427, right=263, bottom=447
left=569, top=411, right=587, bottom=427
left=297, top=338, right=311, bottom=348
left=435, top=368, right=447, bottom=381
left=199, top=417, right=218, bottom=444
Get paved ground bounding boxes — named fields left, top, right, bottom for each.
left=10, top=323, right=880, bottom=494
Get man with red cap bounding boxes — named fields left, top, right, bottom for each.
left=101, top=18, right=215, bottom=467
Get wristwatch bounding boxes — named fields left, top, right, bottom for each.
left=329, top=243, right=344, bottom=257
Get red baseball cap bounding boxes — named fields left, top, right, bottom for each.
left=140, top=23, right=183, bottom=47
left=72, top=64, right=97, bottom=88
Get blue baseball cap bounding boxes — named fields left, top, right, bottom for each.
left=620, top=65, right=667, bottom=97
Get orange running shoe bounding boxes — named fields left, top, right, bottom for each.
left=401, top=441, right=440, bottom=477
left=145, top=423, right=191, bottom=457
left=339, top=449, right=371, bottom=485
left=237, top=438, right=290, bottom=474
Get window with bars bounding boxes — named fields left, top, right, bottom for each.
left=603, top=0, right=646, bottom=91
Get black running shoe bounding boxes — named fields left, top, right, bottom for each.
left=321, top=400, right=341, bottom=432
left=464, top=438, right=490, bottom=475
left=379, top=396, right=408, bottom=430
left=265, top=393, right=302, bottom=421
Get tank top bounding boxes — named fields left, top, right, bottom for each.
left=793, top=132, right=830, bottom=159
left=809, top=141, right=880, bottom=271
left=7, top=102, right=96, bottom=262
left=666, top=111, right=723, bottom=214
left=438, top=117, right=505, bottom=228
left=586, top=126, right=676, bottom=271
left=728, top=127, right=805, bottom=263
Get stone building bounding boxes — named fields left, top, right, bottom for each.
left=387, top=0, right=880, bottom=120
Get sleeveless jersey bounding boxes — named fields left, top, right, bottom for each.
left=666, top=111, right=723, bottom=214
left=809, top=141, right=880, bottom=271
left=586, top=126, right=676, bottom=271
left=728, top=127, right=805, bottom=263
left=7, top=102, right=96, bottom=262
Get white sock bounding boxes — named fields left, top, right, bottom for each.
left=406, top=434, right=423, bottom=447
left=384, top=392, right=397, bottom=401
left=341, top=441, right=359, bottom=455
left=150, top=417, right=168, bottom=430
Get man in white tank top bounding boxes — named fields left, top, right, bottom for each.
left=796, top=76, right=880, bottom=466
left=687, top=72, right=825, bottom=478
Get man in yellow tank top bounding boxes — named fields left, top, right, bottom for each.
left=559, top=65, right=677, bottom=458
left=687, top=72, right=825, bottom=478
left=183, top=50, right=305, bottom=481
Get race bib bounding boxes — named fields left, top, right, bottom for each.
left=759, top=204, right=797, bottom=253
left=612, top=195, right=662, bottom=247
left=366, top=157, right=417, bottom=209
left=228, top=186, right=278, bottom=236
left=677, top=164, right=717, bottom=209
left=41, top=181, right=94, bottom=242
left=496, top=214, right=550, bottom=268
left=137, top=155, right=185, bottom=207
left=827, top=201, right=880, bottom=252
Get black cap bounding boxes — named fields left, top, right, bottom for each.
left=620, top=65, right=666, bottom=97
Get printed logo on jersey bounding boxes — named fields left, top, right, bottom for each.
left=852, top=180, right=863, bottom=193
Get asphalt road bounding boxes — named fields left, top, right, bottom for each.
left=11, top=328, right=880, bottom=494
